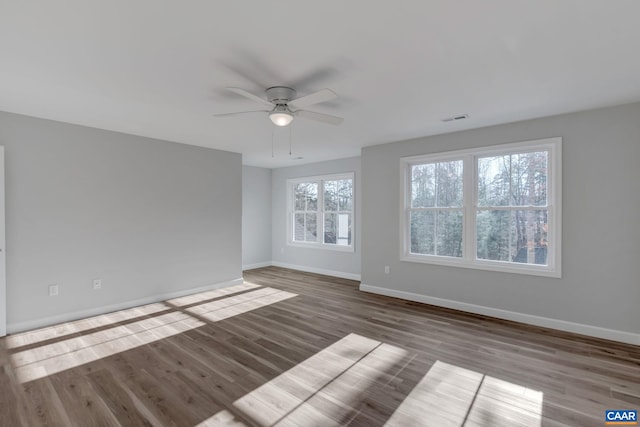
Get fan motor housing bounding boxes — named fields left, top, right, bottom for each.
left=266, top=86, right=296, bottom=105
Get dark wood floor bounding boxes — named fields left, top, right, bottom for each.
left=1, top=266, right=639, bottom=426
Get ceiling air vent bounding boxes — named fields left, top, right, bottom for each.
left=442, top=114, right=469, bottom=123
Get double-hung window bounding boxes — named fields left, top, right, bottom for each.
left=401, top=138, right=561, bottom=277
left=288, top=173, right=354, bottom=251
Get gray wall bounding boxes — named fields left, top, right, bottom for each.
left=272, top=157, right=361, bottom=279
left=0, top=111, right=242, bottom=330
left=362, top=102, right=640, bottom=336
left=242, top=165, right=272, bottom=269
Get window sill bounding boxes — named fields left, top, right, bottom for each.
left=400, top=254, right=561, bottom=278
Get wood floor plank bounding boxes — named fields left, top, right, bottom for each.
left=0, top=343, right=29, bottom=427
left=50, top=369, right=122, bottom=427
left=87, top=367, right=159, bottom=426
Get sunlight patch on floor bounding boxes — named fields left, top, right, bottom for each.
left=384, top=360, right=544, bottom=426
left=11, top=283, right=297, bottom=384
left=7, top=282, right=262, bottom=350
left=465, top=375, right=544, bottom=426
left=197, top=333, right=409, bottom=427
left=167, top=282, right=262, bottom=307
left=186, top=287, right=297, bottom=322
left=5, top=302, right=168, bottom=349
left=12, top=311, right=205, bottom=383
left=196, top=409, right=249, bottom=427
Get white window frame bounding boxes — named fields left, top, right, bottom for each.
left=400, top=137, right=561, bottom=277
left=287, top=172, right=355, bottom=252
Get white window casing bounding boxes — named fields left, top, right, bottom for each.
left=400, top=137, right=561, bottom=277
left=287, top=172, right=355, bottom=252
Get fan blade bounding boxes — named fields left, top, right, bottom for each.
left=288, top=88, right=337, bottom=109
left=213, top=110, right=269, bottom=118
left=226, top=87, right=274, bottom=107
left=296, top=110, right=344, bottom=125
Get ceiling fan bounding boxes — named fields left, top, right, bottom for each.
left=214, top=86, right=343, bottom=126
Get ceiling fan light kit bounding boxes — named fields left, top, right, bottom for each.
left=215, top=86, right=343, bottom=127
left=269, top=105, right=294, bottom=126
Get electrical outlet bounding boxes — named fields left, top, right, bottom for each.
left=49, top=284, right=59, bottom=296
left=384, top=266, right=390, bottom=274
left=93, top=279, right=102, bottom=290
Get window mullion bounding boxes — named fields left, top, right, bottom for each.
left=477, top=205, right=544, bottom=211
left=411, top=207, right=463, bottom=212
left=508, top=207, right=513, bottom=262
left=434, top=208, right=439, bottom=256
left=318, top=179, right=323, bottom=244
left=546, top=205, right=553, bottom=270
left=465, top=155, right=475, bottom=262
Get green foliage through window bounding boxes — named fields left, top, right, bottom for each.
left=403, top=138, right=560, bottom=276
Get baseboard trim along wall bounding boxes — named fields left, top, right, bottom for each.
left=269, top=261, right=361, bottom=281
left=7, top=277, right=244, bottom=334
left=360, top=283, right=640, bottom=346
left=242, top=261, right=273, bottom=271
left=242, top=261, right=361, bottom=281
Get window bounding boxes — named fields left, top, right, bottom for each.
left=401, top=138, right=561, bottom=277
left=288, top=173, right=354, bottom=251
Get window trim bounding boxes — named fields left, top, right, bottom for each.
left=287, top=172, right=355, bottom=252
left=400, top=137, right=562, bottom=277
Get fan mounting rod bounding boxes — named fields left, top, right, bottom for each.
left=266, top=86, right=296, bottom=105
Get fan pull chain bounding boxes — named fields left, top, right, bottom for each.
left=289, top=123, right=292, bottom=156
left=271, top=125, right=275, bottom=158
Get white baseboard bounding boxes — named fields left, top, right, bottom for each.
left=242, top=261, right=273, bottom=271
left=360, top=283, right=640, bottom=346
left=271, top=261, right=361, bottom=281
left=241, top=260, right=361, bottom=281
left=7, top=278, right=244, bottom=334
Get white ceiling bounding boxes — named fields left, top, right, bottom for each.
left=1, top=1, right=640, bottom=168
